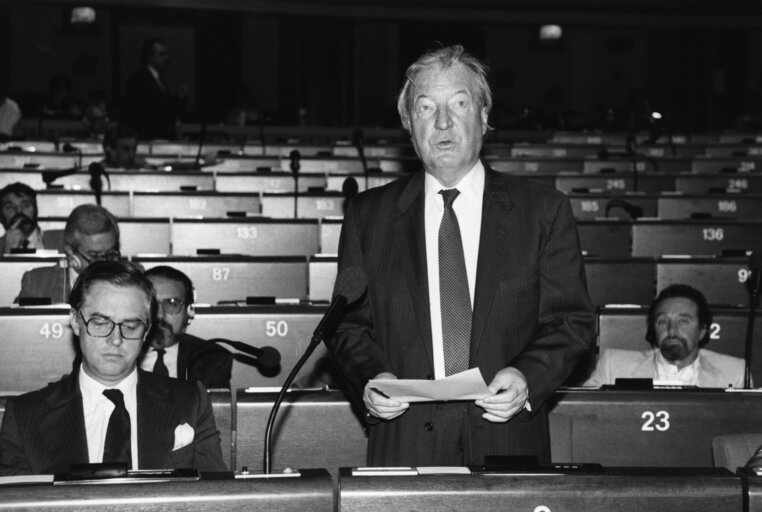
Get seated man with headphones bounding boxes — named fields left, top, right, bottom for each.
left=140, top=266, right=232, bottom=389
left=17, top=203, right=120, bottom=303
left=585, top=284, right=746, bottom=388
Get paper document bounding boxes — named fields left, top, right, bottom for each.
left=369, top=368, right=491, bottom=402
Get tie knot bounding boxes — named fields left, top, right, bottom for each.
left=439, top=188, right=460, bottom=209
left=103, top=388, right=125, bottom=407
left=156, top=348, right=166, bottom=356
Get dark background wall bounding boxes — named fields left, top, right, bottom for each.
left=2, top=0, right=761, bottom=132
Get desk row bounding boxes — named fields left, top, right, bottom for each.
left=1, top=389, right=761, bottom=475
left=12, top=189, right=762, bottom=221
left=0, top=305, right=760, bottom=393
left=0, top=255, right=756, bottom=308
left=4, top=166, right=762, bottom=196
left=20, top=217, right=762, bottom=258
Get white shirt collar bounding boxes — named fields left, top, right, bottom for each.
left=424, top=160, right=485, bottom=205
left=79, top=365, right=138, bottom=401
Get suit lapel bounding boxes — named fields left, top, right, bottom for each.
left=136, top=370, right=177, bottom=469
left=394, top=172, right=433, bottom=365
left=471, top=168, right=515, bottom=360
left=40, top=373, right=89, bottom=469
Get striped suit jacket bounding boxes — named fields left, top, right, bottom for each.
left=327, top=165, right=595, bottom=466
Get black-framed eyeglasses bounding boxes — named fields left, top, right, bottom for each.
left=158, top=298, right=185, bottom=315
left=76, top=246, right=121, bottom=263
left=78, top=311, right=147, bottom=340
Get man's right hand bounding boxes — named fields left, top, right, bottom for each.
left=3, top=225, right=26, bottom=254
left=363, top=372, right=409, bottom=420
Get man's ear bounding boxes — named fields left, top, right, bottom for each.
left=186, top=304, right=195, bottom=325
left=69, top=308, right=80, bottom=336
left=481, top=107, right=489, bottom=134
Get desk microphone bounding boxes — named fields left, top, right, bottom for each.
left=88, top=162, right=110, bottom=206
left=290, top=150, right=301, bottom=218
left=263, top=266, right=367, bottom=473
left=744, top=251, right=762, bottom=389
left=206, top=338, right=281, bottom=369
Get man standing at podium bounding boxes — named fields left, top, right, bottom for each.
left=327, top=45, right=595, bottom=466
left=0, top=261, right=226, bottom=475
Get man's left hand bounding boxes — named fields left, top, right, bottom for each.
left=475, top=367, right=529, bottom=423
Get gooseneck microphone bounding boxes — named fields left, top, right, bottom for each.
left=263, top=266, right=367, bottom=473
left=744, top=251, right=762, bottom=389
left=88, top=162, right=110, bottom=206
left=207, top=338, right=281, bottom=369
left=290, top=149, right=301, bottom=218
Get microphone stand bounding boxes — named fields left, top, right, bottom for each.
left=263, top=296, right=348, bottom=474
left=744, top=253, right=762, bottom=389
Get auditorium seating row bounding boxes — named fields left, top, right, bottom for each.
left=5, top=166, right=762, bottom=199
left=26, top=216, right=762, bottom=258
left=1, top=387, right=762, bottom=476
left=16, top=189, right=762, bottom=220
left=1, top=255, right=756, bottom=308
left=1, top=304, right=760, bottom=394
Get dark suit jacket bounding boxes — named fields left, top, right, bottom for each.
left=121, top=67, right=180, bottom=140
left=327, top=166, right=595, bottom=466
left=0, top=369, right=227, bottom=475
left=17, top=264, right=68, bottom=303
left=177, top=333, right=233, bottom=389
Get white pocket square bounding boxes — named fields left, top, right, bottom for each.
left=173, top=423, right=195, bottom=451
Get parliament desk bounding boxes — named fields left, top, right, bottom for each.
left=337, top=467, right=741, bottom=512
left=675, top=174, right=762, bottom=194
left=576, top=220, right=632, bottom=257
left=235, top=390, right=368, bottom=477
left=567, top=194, right=657, bottom=220
left=188, top=305, right=327, bottom=389
left=214, top=172, right=326, bottom=193
left=656, top=256, right=753, bottom=307
left=130, top=192, right=260, bottom=218
left=583, top=257, right=656, bottom=305
left=548, top=389, right=762, bottom=467
left=0, top=152, right=101, bottom=170
left=508, top=143, right=599, bottom=158
left=260, top=193, right=346, bottom=219
left=36, top=191, right=131, bottom=217
left=0, top=169, right=91, bottom=190
left=631, top=219, right=762, bottom=257
left=0, top=256, right=65, bottom=305
left=171, top=218, right=320, bottom=257
left=0, top=469, right=333, bottom=511
left=555, top=173, right=676, bottom=194
left=0, top=305, right=328, bottom=393
left=489, top=158, right=582, bottom=174
left=135, top=256, right=310, bottom=305
left=692, top=157, right=762, bottom=173
left=597, top=306, right=762, bottom=383
left=657, top=194, right=762, bottom=219
left=107, top=171, right=216, bottom=192
left=39, top=218, right=171, bottom=257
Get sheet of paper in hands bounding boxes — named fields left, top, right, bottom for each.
left=369, top=368, right=492, bottom=402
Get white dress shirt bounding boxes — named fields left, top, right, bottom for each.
left=79, top=367, right=139, bottom=469
left=654, top=348, right=701, bottom=386
left=140, top=343, right=180, bottom=378
left=424, top=161, right=484, bottom=379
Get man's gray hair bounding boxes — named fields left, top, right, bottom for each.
left=397, top=45, right=492, bottom=132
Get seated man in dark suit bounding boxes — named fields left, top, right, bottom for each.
left=0, top=260, right=227, bottom=475
left=140, top=266, right=232, bottom=389
left=585, top=284, right=745, bottom=388
left=0, top=182, right=51, bottom=254
left=16, top=203, right=120, bottom=303
left=101, top=125, right=148, bottom=170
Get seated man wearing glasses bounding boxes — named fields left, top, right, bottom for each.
left=0, top=260, right=227, bottom=475
left=140, top=266, right=232, bottom=389
left=17, top=204, right=121, bottom=303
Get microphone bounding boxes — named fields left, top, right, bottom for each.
left=207, top=338, right=281, bottom=369
left=88, top=162, right=110, bottom=206
left=743, top=251, right=762, bottom=389
left=263, top=266, right=367, bottom=473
